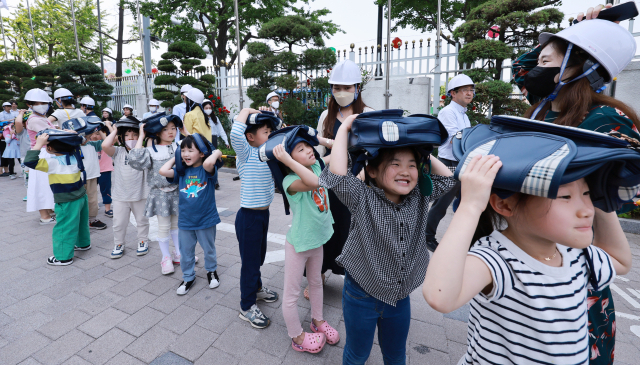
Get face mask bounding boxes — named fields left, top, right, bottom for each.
left=271, top=101, right=280, bottom=109
left=150, top=106, right=158, bottom=113
left=32, top=104, right=49, bottom=115
left=204, top=109, right=212, bottom=115
left=524, top=66, right=561, bottom=98
left=333, top=91, right=355, bottom=107
left=125, top=140, right=137, bottom=149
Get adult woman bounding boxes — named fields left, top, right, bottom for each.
left=102, top=108, right=114, bottom=122
left=183, top=88, right=212, bottom=142
left=265, top=91, right=283, bottom=119
left=202, top=100, right=230, bottom=150
left=308, top=59, right=373, bottom=298
left=512, top=6, right=637, bottom=363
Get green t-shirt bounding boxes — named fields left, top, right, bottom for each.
left=283, top=161, right=334, bottom=253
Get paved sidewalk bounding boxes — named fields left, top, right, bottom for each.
left=2, top=171, right=640, bottom=364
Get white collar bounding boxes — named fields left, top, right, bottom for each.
left=451, top=100, right=468, bottom=113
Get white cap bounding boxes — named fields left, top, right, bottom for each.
left=180, top=84, right=193, bottom=94
left=2, top=102, right=10, bottom=107
left=148, top=98, right=160, bottom=106
left=446, top=74, right=475, bottom=96
left=53, top=88, right=73, bottom=99
left=79, top=96, right=95, bottom=106
left=185, top=88, right=205, bottom=104
left=123, top=104, right=133, bottom=110
left=328, top=59, right=362, bottom=85
left=266, top=91, right=279, bottom=103
left=25, top=88, right=50, bottom=103
left=539, top=19, right=636, bottom=83
left=102, top=107, right=113, bottom=114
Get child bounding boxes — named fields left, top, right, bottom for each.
left=130, top=114, right=188, bottom=275
left=92, top=130, right=113, bottom=217
left=2, top=123, right=20, bottom=178
left=101, top=117, right=151, bottom=259
left=230, top=108, right=283, bottom=329
left=14, top=109, right=32, bottom=201
left=49, top=88, right=85, bottom=127
left=24, top=130, right=90, bottom=265
left=318, top=113, right=456, bottom=363
left=159, top=133, right=222, bottom=295
left=270, top=129, right=339, bottom=352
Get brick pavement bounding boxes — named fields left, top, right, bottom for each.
left=2, top=171, right=640, bottom=364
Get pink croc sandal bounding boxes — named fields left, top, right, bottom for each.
left=311, top=321, right=340, bottom=345
left=291, top=332, right=326, bottom=353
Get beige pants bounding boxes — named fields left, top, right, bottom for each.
left=112, top=200, right=149, bottom=246
left=85, top=178, right=99, bottom=219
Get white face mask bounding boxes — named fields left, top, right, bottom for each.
left=125, top=140, right=137, bottom=149
left=150, top=106, right=158, bottom=113
left=32, top=104, right=49, bottom=115
left=271, top=101, right=280, bottom=109
left=204, top=109, right=213, bottom=115
left=333, top=91, right=355, bottom=107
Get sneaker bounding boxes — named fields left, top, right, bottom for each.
left=176, top=279, right=195, bottom=295
left=137, top=240, right=149, bottom=256
left=256, top=286, right=279, bottom=303
left=172, top=250, right=198, bottom=265
left=0, top=172, right=9, bottom=177
left=239, top=304, right=270, bottom=329
left=215, top=183, right=220, bottom=190
left=74, top=244, right=91, bottom=251
left=426, top=238, right=439, bottom=252
left=23, top=196, right=27, bottom=201
left=39, top=216, right=56, bottom=225
left=89, top=219, right=107, bottom=230
left=207, top=271, right=220, bottom=289
left=111, top=244, right=124, bottom=259
left=104, top=210, right=113, bottom=218
left=9, top=174, right=16, bottom=180
left=161, top=256, right=175, bottom=275
left=47, top=256, right=73, bottom=266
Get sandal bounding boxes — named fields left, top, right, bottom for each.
left=311, top=320, right=340, bottom=345
left=304, top=273, right=326, bottom=300
left=291, top=332, right=326, bottom=353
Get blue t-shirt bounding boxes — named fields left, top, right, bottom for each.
left=168, top=164, right=221, bottom=230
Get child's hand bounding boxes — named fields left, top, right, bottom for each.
left=459, top=155, right=502, bottom=214
left=105, top=120, right=115, bottom=132
left=34, top=133, right=49, bottom=149
left=273, top=144, right=293, bottom=164
left=340, top=114, right=358, bottom=132
left=258, top=106, right=270, bottom=112
left=139, top=123, right=146, bottom=137
left=179, top=126, right=190, bottom=136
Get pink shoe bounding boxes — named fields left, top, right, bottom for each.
left=291, top=332, right=326, bottom=353
left=172, top=250, right=198, bottom=265
left=311, top=321, right=340, bottom=345
left=161, top=257, right=174, bottom=275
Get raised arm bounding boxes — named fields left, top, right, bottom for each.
left=329, top=114, right=357, bottom=176
left=135, top=123, right=146, bottom=149
left=592, top=209, right=632, bottom=275
left=101, top=121, right=117, bottom=157
left=273, top=144, right=320, bottom=193
left=203, top=150, right=223, bottom=174
left=14, top=110, right=25, bottom=134
left=159, top=156, right=176, bottom=178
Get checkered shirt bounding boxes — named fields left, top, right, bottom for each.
left=319, top=166, right=457, bottom=306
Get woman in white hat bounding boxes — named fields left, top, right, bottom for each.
left=143, top=99, right=161, bottom=119
left=265, top=91, right=283, bottom=119
left=183, top=88, right=211, bottom=142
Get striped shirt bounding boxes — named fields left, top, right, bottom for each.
left=23, top=149, right=86, bottom=203
left=230, top=122, right=274, bottom=208
left=462, top=231, right=615, bottom=365
left=110, top=146, right=149, bottom=202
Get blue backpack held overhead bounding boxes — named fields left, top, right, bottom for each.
left=36, top=128, right=87, bottom=183
left=60, top=116, right=103, bottom=137
left=171, top=133, right=223, bottom=180
left=258, top=125, right=324, bottom=215
left=142, top=113, right=183, bottom=152
left=245, top=110, right=283, bottom=132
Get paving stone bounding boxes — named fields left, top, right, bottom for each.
left=81, top=291, right=123, bottom=316
left=80, top=265, right=115, bottom=285
left=103, top=352, right=146, bottom=365
left=78, top=328, right=136, bottom=365
left=105, top=265, right=142, bottom=282
left=195, top=347, right=239, bottom=365
left=148, top=289, right=189, bottom=314
left=37, top=310, right=92, bottom=340
left=117, top=307, right=165, bottom=337
left=78, top=278, right=119, bottom=299
left=149, top=351, right=193, bottom=365
left=72, top=255, right=109, bottom=270
left=0, top=331, right=51, bottom=365
left=447, top=340, right=467, bottom=365
left=40, top=292, right=89, bottom=317
left=78, top=307, right=129, bottom=338
left=408, top=342, right=451, bottom=365
left=60, top=356, right=92, bottom=365
left=198, top=304, right=241, bottom=334
left=182, top=286, right=224, bottom=312
left=40, top=279, right=87, bottom=300
left=17, top=358, right=43, bottom=365
left=124, top=326, right=177, bottom=363
left=169, top=325, right=218, bottom=361
left=250, top=323, right=292, bottom=359
left=443, top=318, right=468, bottom=345
left=158, top=305, right=203, bottom=334
left=32, top=329, right=94, bottom=365
left=102, top=254, right=137, bottom=270
left=443, top=304, right=470, bottom=323
left=2, top=294, right=53, bottom=319
left=213, top=322, right=260, bottom=356
left=142, top=275, right=181, bottom=296
left=108, top=276, right=150, bottom=297
left=408, top=320, right=448, bottom=353
left=239, top=349, right=282, bottom=365
left=113, top=290, right=157, bottom=315
left=1, top=311, right=54, bottom=341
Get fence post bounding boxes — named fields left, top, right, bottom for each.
left=349, top=43, right=355, bottom=62
left=432, top=39, right=441, bottom=116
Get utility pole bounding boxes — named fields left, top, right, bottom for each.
left=0, top=9, right=7, bottom=60
left=70, top=0, right=81, bottom=60
left=233, top=0, right=244, bottom=109
left=375, top=4, right=383, bottom=79
left=96, top=0, right=104, bottom=73
left=136, top=0, right=149, bottom=101
left=26, top=0, right=39, bottom=65
left=384, top=0, right=391, bottom=108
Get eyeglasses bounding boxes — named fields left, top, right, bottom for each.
left=458, top=88, right=475, bottom=94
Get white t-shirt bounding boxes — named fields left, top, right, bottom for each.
left=80, top=142, right=101, bottom=180
left=437, top=101, right=471, bottom=161
left=461, top=230, right=615, bottom=365
left=51, top=108, right=86, bottom=127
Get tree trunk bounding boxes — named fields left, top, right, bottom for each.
left=115, top=4, right=125, bottom=77
left=215, top=20, right=229, bottom=66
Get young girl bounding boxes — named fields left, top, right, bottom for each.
left=101, top=118, right=151, bottom=259
left=318, top=114, right=456, bottom=363
left=91, top=130, right=113, bottom=217
left=423, top=154, right=631, bottom=364
left=49, top=88, right=85, bottom=127
left=129, top=116, right=189, bottom=274
left=2, top=123, right=20, bottom=178
left=272, top=133, right=337, bottom=353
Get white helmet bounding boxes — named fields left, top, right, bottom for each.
left=123, top=104, right=133, bottom=110
left=446, top=74, right=475, bottom=96
left=180, top=84, right=193, bottom=94
left=148, top=98, right=160, bottom=106
left=539, top=19, right=636, bottom=83
left=266, top=91, right=279, bottom=103
left=102, top=107, right=113, bottom=114
left=328, top=60, right=362, bottom=85
left=185, top=88, right=205, bottom=104
left=2, top=102, right=10, bottom=107
left=53, top=88, right=73, bottom=99
left=25, top=88, right=50, bottom=103
left=79, top=96, right=95, bottom=106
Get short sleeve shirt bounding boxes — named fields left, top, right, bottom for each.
left=283, top=161, right=334, bottom=252
left=167, top=164, right=221, bottom=230
left=110, top=146, right=149, bottom=202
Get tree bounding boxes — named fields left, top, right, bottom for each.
left=0, top=60, right=32, bottom=103
left=55, top=60, right=114, bottom=108
left=5, top=0, right=114, bottom=64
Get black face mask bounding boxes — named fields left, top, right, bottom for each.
left=524, top=66, right=561, bottom=98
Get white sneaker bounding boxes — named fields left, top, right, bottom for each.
left=111, top=244, right=124, bottom=259
left=137, top=240, right=149, bottom=256
left=161, top=257, right=174, bottom=275
left=207, top=271, right=220, bottom=289
left=39, top=216, right=56, bottom=225
left=9, top=174, right=16, bottom=180
left=176, top=279, right=195, bottom=295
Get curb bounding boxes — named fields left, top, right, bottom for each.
left=620, top=218, right=640, bottom=235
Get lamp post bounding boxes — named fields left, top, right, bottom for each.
left=384, top=0, right=392, bottom=108
left=70, top=0, right=81, bottom=60
left=375, top=4, right=383, bottom=79
left=233, top=0, right=244, bottom=109
left=26, top=0, right=39, bottom=65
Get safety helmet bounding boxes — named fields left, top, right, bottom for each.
left=53, top=88, right=74, bottom=100
left=79, top=96, right=95, bottom=107
left=123, top=104, right=133, bottom=110
left=2, top=102, right=10, bottom=107
left=266, top=91, right=280, bottom=103
left=328, top=60, right=362, bottom=85
left=446, top=74, right=475, bottom=96
left=102, top=107, right=113, bottom=114
left=180, top=84, right=193, bottom=94
left=185, top=88, right=205, bottom=104
left=24, top=88, right=51, bottom=103
left=148, top=98, right=160, bottom=106
left=539, top=19, right=636, bottom=83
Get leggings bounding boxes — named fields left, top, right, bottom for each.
left=157, top=214, right=178, bottom=238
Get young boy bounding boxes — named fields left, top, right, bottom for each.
left=24, top=131, right=90, bottom=265
left=230, top=108, right=282, bottom=329
left=159, top=133, right=223, bottom=295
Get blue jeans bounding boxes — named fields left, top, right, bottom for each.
left=342, top=273, right=411, bottom=365
left=97, top=171, right=112, bottom=205
left=236, top=208, right=269, bottom=311
left=178, top=226, right=217, bottom=282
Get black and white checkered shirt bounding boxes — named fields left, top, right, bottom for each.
left=319, top=167, right=456, bottom=306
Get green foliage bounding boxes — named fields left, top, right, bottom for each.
left=458, top=39, right=512, bottom=64
left=200, top=74, right=216, bottom=84
left=167, top=41, right=207, bottom=59
left=154, top=75, right=177, bottom=85
left=0, top=60, right=33, bottom=102
left=54, top=60, right=113, bottom=107
left=157, top=60, right=177, bottom=73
